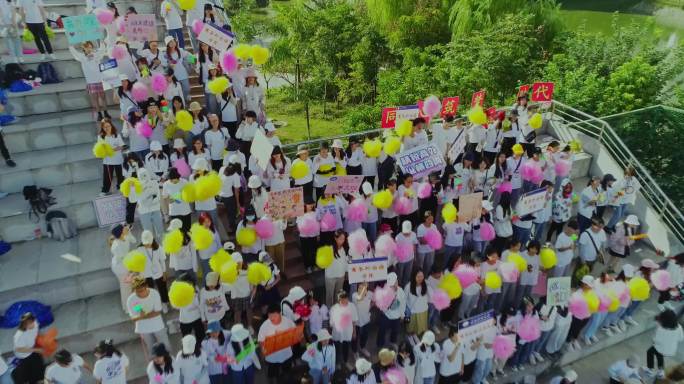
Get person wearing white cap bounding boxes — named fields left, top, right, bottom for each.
left=222, top=139, right=246, bottom=170
left=226, top=323, right=261, bottom=382
left=360, top=182, right=379, bottom=244
left=282, top=284, right=306, bottom=324
left=145, top=140, right=170, bottom=181
left=247, top=175, right=269, bottom=219
left=442, top=208, right=468, bottom=267
left=170, top=138, right=188, bottom=164
left=163, top=37, right=192, bottom=101
left=98, top=118, right=125, bottom=196
left=549, top=369, right=578, bottom=384
left=162, top=166, right=192, bottom=231
left=376, top=272, right=407, bottom=349
left=312, top=142, right=337, bottom=199
left=301, top=329, right=335, bottom=384
left=395, top=221, right=418, bottom=287
left=204, top=114, right=230, bottom=172
left=191, top=158, right=220, bottom=227
left=176, top=334, right=210, bottom=384
left=218, top=159, right=242, bottom=233
left=139, top=229, right=170, bottom=313
left=607, top=214, right=641, bottom=272
left=116, top=74, right=137, bottom=121
left=292, top=145, right=315, bottom=200
left=346, top=358, right=374, bottom=384
left=413, top=330, right=441, bottom=383
left=331, top=138, right=348, bottom=174
left=566, top=276, right=596, bottom=351
left=199, top=272, right=229, bottom=324
left=228, top=252, right=254, bottom=333
left=242, top=68, right=265, bottom=124
left=262, top=121, right=282, bottom=147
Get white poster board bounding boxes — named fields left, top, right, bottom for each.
left=396, top=143, right=446, bottom=179
left=457, top=310, right=496, bottom=346
left=547, top=277, right=572, bottom=306
left=100, top=59, right=121, bottom=91
left=93, top=194, right=127, bottom=227
left=347, top=257, right=388, bottom=284
left=516, top=188, right=547, bottom=216
left=250, top=130, right=274, bottom=171
left=197, top=23, right=235, bottom=52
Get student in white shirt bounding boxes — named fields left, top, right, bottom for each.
left=645, top=309, right=684, bottom=378
left=606, top=166, right=642, bottom=231
left=292, top=145, right=315, bottom=201
left=265, top=146, right=291, bottom=192
left=161, top=0, right=185, bottom=48
left=324, top=230, right=349, bottom=307
left=226, top=324, right=261, bottom=383
left=201, top=321, right=230, bottom=383
left=578, top=217, right=607, bottom=269
left=127, top=278, right=171, bottom=354
left=189, top=137, right=211, bottom=168
left=93, top=340, right=130, bottom=384
left=45, top=349, right=88, bottom=384
left=98, top=119, right=125, bottom=195
left=242, top=69, right=265, bottom=123
left=69, top=41, right=108, bottom=120
left=146, top=141, right=170, bottom=181
left=351, top=283, right=372, bottom=356
left=403, top=118, right=429, bottom=151
left=312, top=142, right=336, bottom=199
left=219, top=161, right=242, bottom=232
left=439, top=327, right=465, bottom=382
left=176, top=335, right=209, bottom=384
left=163, top=36, right=192, bottom=100
left=218, top=81, right=240, bottom=138
left=199, top=271, right=229, bottom=324
left=347, top=358, right=375, bottom=384
left=140, top=230, right=169, bottom=312
left=302, top=329, right=335, bottom=384
left=236, top=110, right=261, bottom=161
left=375, top=272, right=407, bottom=349
left=258, top=305, right=296, bottom=384
left=330, top=291, right=358, bottom=365
left=413, top=331, right=441, bottom=383
left=416, top=211, right=438, bottom=275
left=12, top=313, right=44, bottom=384
left=515, top=241, right=541, bottom=308
left=505, top=145, right=526, bottom=204
left=175, top=273, right=203, bottom=338
left=553, top=220, right=578, bottom=278
left=405, top=269, right=432, bottom=338
left=608, top=354, right=642, bottom=383
left=397, top=174, right=420, bottom=228
left=0, top=0, right=22, bottom=64
left=578, top=176, right=601, bottom=233
left=494, top=192, right=513, bottom=250
left=146, top=343, right=180, bottom=384
left=395, top=221, right=419, bottom=287
left=17, top=0, right=54, bottom=59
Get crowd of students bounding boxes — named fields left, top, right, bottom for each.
left=2, top=1, right=684, bottom=384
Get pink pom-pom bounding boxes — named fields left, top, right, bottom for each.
left=521, top=161, right=543, bottom=182
left=431, top=288, right=451, bottom=310
left=500, top=262, right=520, bottom=283
left=598, top=291, right=611, bottom=312
left=555, top=159, right=572, bottom=177
left=111, top=45, right=127, bottom=60
left=422, top=95, right=441, bottom=117
left=332, top=305, right=353, bottom=332
left=651, top=269, right=672, bottom=291
left=375, top=234, right=397, bottom=258
left=493, top=335, right=516, bottom=359
left=568, top=292, right=591, bottom=319
left=320, top=212, right=337, bottom=231
left=479, top=221, right=495, bottom=241
left=393, top=196, right=413, bottom=215
left=395, top=242, right=413, bottom=262
left=221, top=50, right=239, bottom=74
left=497, top=181, right=513, bottom=194
left=151, top=73, right=168, bottom=95
left=347, top=199, right=368, bottom=222
left=136, top=120, right=153, bottom=138
left=518, top=315, right=541, bottom=342
left=255, top=218, right=275, bottom=239
left=383, top=367, right=408, bottom=384
left=131, top=82, right=149, bottom=102
left=297, top=213, right=320, bottom=237
left=153, top=373, right=163, bottom=383
left=417, top=182, right=432, bottom=199
left=192, top=19, right=204, bottom=35
left=94, top=8, right=115, bottom=25
left=173, top=158, right=191, bottom=178
left=116, top=17, right=125, bottom=33
left=374, top=284, right=397, bottom=311
left=349, top=229, right=370, bottom=256
left=423, top=228, right=443, bottom=250
left=609, top=281, right=631, bottom=306
left=453, top=265, right=478, bottom=288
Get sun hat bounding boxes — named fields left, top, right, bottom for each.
left=378, top=348, right=396, bottom=366
left=173, top=138, right=186, bottom=149
left=182, top=334, right=196, bottom=355
left=230, top=324, right=250, bottom=342
left=316, top=329, right=332, bottom=342
left=624, top=215, right=640, bottom=226
left=421, top=331, right=435, bottom=346
left=188, top=101, right=202, bottom=112
left=296, top=144, right=309, bottom=156
left=205, top=272, right=219, bottom=287
left=248, top=175, right=262, bottom=189
left=150, top=141, right=162, bottom=152
left=141, top=230, right=154, bottom=245
left=192, top=157, right=209, bottom=171
left=402, top=220, right=412, bottom=234
left=355, top=358, right=372, bottom=375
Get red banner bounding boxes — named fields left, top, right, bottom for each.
left=440, top=96, right=459, bottom=117
left=518, top=84, right=530, bottom=97
left=381, top=107, right=397, bottom=129
left=486, top=107, right=497, bottom=120
left=471, top=90, right=485, bottom=108
left=531, top=82, right=554, bottom=102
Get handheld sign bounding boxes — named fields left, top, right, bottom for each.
left=63, top=15, right=103, bottom=45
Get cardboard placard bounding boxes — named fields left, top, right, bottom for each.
left=197, top=23, right=235, bottom=52
left=266, top=187, right=304, bottom=219
left=516, top=188, right=547, bottom=216
left=324, top=175, right=364, bottom=195
left=531, top=82, right=554, bottom=102
left=347, top=257, right=388, bottom=284
left=123, top=14, right=158, bottom=44
left=547, top=276, right=571, bottom=306
left=396, top=143, right=446, bottom=179
left=458, top=310, right=496, bottom=345
left=93, top=194, right=127, bottom=228
left=458, top=192, right=483, bottom=223
left=100, top=59, right=121, bottom=91
left=440, top=96, right=459, bottom=117
left=261, top=324, right=305, bottom=356
left=63, top=14, right=103, bottom=45
left=250, top=130, right=274, bottom=171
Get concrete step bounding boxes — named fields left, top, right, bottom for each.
left=6, top=78, right=104, bottom=116
left=0, top=226, right=117, bottom=311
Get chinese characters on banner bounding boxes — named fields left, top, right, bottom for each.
left=266, top=187, right=304, bottom=219
left=63, top=15, right=103, bottom=45
left=380, top=105, right=420, bottom=128
left=197, top=23, right=235, bottom=52
left=441, top=96, right=459, bottom=117
left=516, top=188, right=547, bottom=216
left=347, top=257, right=388, bottom=284
left=486, top=107, right=497, bottom=120
left=458, top=192, right=483, bottom=223
left=547, top=277, right=571, bottom=306
left=518, top=84, right=530, bottom=97
left=324, top=175, right=364, bottom=195
left=93, top=194, right=127, bottom=227
left=396, top=143, right=446, bottom=179
left=261, top=324, right=305, bottom=356
left=458, top=310, right=496, bottom=346
left=531, top=82, right=554, bottom=102
left=471, top=90, right=486, bottom=108
left=123, top=14, right=158, bottom=44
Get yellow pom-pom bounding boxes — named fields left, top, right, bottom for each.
left=291, top=161, right=310, bottom=179
left=607, top=291, right=620, bottom=312
left=584, top=290, right=599, bottom=313
left=163, top=229, right=184, bottom=254
left=234, top=44, right=251, bottom=60
left=194, top=172, right=222, bottom=201
left=190, top=223, right=214, bottom=251
left=628, top=277, right=650, bottom=301
left=319, top=164, right=334, bottom=174
left=178, top=0, right=195, bottom=11
left=168, top=281, right=195, bottom=308
left=467, top=107, right=488, bottom=125
left=529, top=113, right=542, bottom=129
left=395, top=119, right=413, bottom=137
left=181, top=183, right=197, bottom=203
left=250, top=45, right=269, bottom=65
left=120, top=177, right=142, bottom=198
left=220, top=260, right=238, bottom=284
left=335, top=164, right=347, bottom=175
left=507, top=252, right=527, bottom=272
left=512, top=143, right=524, bottom=156
left=438, top=273, right=462, bottom=299
left=247, top=262, right=271, bottom=285
left=372, top=190, right=394, bottom=210
left=485, top=271, right=502, bottom=290
left=539, top=247, right=557, bottom=269
left=569, top=139, right=583, bottom=153
left=363, top=139, right=382, bottom=158
left=237, top=227, right=257, bottom=247
left=175, top=110, right=193, bottom=132
left=92, top=140, right=114, bottom=159
left=316, top=246, right=334, bottom=269
left=207, top=77, right=229, bottom=95
left=442, top=203, right=457, bottom=224
left=123, top=250, right=146, bottom=273
left=383, top=136, right=401, bottom=155
left=209, top=249, right=232, bottom=272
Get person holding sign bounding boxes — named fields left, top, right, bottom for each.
left=257, top=304, right=295, bottom=384
left=69, top=41, right=109, bottom=121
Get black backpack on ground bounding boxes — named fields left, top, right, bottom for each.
left=22, top=185, right=57, bottom=222
left=37, top=62, right=60, bottom=84
left=45, top=210, right=78, bottom=241
left=3, top=63, right=26, bottom=88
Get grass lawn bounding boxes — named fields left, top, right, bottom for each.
left=267, top=88, right=348, bottom=144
